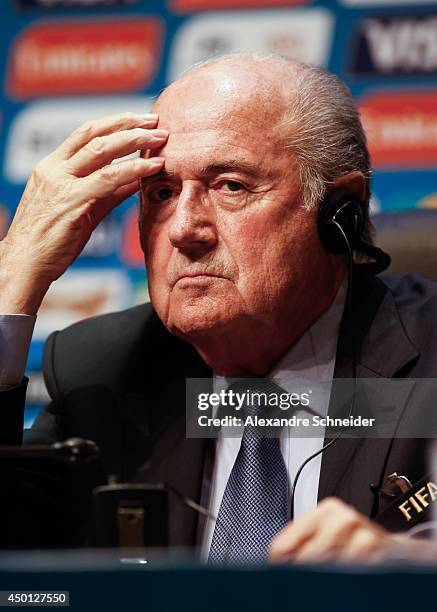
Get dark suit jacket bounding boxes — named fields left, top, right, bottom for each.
left=2, top=272, right=437, bottom=546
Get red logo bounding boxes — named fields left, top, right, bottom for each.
left=7, top=19, right=163, bottom=98
left=359, top=91, right=437, bottom=169
left=121, top=207, right=144, bottom=268
left=170, top=0, right=309, bottom=11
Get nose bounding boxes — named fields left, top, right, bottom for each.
left=168, top=183, right=218, bottom=255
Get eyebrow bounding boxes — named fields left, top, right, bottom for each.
left=140, top=160, right=266, bottom=186
left=141, top=168, right=178, bottom=183
left=198, top=161, right=264, bottom=178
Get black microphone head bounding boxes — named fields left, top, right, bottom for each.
left=353, top=239, right=392, bottom=275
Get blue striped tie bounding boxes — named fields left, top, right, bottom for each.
left=208, top=381, right=289, bottom=564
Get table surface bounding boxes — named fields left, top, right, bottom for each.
left=0, top=550, right=436, bottom=612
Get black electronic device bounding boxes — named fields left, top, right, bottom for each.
left=318, top=188, right=391, bottom=274
left=0, top=438, right=107, bottom=549
left=93, top=483, right=169, bottom=549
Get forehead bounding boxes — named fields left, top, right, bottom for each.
left=152, top=64, right=289, bottom=172
left=156, top=62, right=288, bottom=124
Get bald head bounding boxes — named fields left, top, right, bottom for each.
left=153, top=55, right=294, bottom=153
left=161, top=53, right=297, bottom=100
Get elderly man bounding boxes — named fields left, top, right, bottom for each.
left=0, top=54, right=436, bottom=562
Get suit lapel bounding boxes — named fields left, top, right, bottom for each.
left=318, top=273, right=419, bottom=516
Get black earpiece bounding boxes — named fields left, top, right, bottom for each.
left=318, top=188, right=365, bottom=255
left=317, top=188, right=391, bottom=275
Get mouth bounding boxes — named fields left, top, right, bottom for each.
left=173, top=272, right=228, bottom=286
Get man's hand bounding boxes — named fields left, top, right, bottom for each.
left=0, top=112, right=167, bottom=314
left=269, top=497, right=431, bottom=564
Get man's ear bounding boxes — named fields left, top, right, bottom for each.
left=332, top=171, right=366, bottom=201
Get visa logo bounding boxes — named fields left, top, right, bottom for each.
left=351, top=16, right=437, bottom=76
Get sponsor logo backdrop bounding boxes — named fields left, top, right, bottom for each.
left=0, top=0, right=436, bottom=423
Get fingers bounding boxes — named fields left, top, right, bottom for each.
left=58, top=112, right=159, bottom=158
left=80, top=156, right=164, bottom=201
left=89, top=181, right=139, bottom=226
left=1, top=112, right=165, bottom=306
left=269, top=498, right=390, bottom=565
left=291, top=514, right=359, bottom=563
left=269, top=512, right=318, bottom=562
left=269, top=499, right=344, bottom=561
left=337, top=528, right=385, bottom=563
left=67, top=128, right=168, bottom=176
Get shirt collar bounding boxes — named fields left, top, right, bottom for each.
left=214, top=279, right=346, bottom=397
left=270, top=279, right=346, bottom=385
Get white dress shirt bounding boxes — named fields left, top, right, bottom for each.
left=201, top=284, right=345, bottom=557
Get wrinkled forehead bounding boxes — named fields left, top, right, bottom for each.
left=153, top=63, right=289, bottom=137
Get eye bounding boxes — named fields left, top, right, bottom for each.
left=150, top=186, right=174, bottom=202
left=220, top=180, right=246, bottom=193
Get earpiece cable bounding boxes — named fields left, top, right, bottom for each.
left=289, top=219, right=357, bottom=518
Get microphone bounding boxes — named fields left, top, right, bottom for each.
left=92, top=479, right=232, bottom=558
left=353, top=238, right=391, bottom=275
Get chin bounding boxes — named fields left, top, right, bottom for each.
left=165, top=300, right=237, bottom=340
left=167, top=312, right=228, bottom=340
